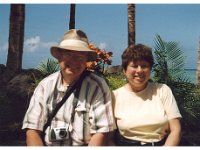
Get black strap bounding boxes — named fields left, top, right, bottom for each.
left=41, top=70, right=90, bottom=145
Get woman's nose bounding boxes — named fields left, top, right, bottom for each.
left=136, top=66, right=142, bottom=72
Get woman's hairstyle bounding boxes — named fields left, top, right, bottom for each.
left=121, top=44, right=154, bottom=70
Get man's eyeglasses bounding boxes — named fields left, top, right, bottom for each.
left=61, top=50, right=88, bottom=62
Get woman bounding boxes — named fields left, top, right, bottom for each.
left=112, top=44, right=182, bottom=146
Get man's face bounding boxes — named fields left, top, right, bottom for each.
left=58, top=50, right=88, bottom=77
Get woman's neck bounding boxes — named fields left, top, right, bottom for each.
left=126, top=82, right=148, bottom=93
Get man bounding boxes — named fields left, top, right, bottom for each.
left=22, top=29, right=115, bottom=146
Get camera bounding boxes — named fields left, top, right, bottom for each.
left=49, top=127, right=69, bottom=141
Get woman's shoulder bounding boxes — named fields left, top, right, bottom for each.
left=113, top=85, right=126, bottom=95
left=148, top=82, right=172, bottom=95
left=149, top=82, right=170, bottom=89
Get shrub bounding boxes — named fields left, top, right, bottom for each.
left=104, top=73, right=127, bottom=90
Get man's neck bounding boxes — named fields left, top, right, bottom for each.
left=61, top=72, right=81, bottom=87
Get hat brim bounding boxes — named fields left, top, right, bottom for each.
left=51, top=46, right=97, bottom=61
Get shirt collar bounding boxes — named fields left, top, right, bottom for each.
left=56, top=71, right=69, bottom=92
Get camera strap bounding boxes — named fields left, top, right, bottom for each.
left=41, top=70, right=90, bottom=145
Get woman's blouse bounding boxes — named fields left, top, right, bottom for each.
left=113, top=82, right=182, bottom=143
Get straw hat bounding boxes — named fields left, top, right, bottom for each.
left=51, top=29, right=97, bottom=61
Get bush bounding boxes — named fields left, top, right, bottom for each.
left=104, top=73, right=127, bottom=90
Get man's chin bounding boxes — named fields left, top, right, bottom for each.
left=63, top=68, right=82, bottom=75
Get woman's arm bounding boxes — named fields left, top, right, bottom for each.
left=164, top=118, right=181, bottom=146
left=26, top=129, right=44, bottom=146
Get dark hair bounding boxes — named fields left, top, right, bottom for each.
left=121, top=44, right=154, bottom=71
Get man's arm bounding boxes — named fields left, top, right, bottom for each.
left=26, top=129, right=44, bottom=146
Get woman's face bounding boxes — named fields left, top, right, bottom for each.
left=124, top=60, right=151, bottom=92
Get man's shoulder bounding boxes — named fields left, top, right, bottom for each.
left=86, top=71, right=105, bottom=82
left=39, top=71, right=60, bottom=84
left=84, top=72, right=110, bottom=89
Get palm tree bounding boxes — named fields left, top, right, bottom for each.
left=69, top=4, right=76, bottom=29
left=6, top=4, right=25, bottom=72
left=128, top=4, right=135, bottom=46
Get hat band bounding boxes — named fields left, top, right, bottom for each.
left=59, top=39, right=89, bottom=48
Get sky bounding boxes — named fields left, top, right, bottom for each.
left=0, top=3, right=200, bottom=69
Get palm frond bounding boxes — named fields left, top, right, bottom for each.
left=153, top=34, right=188, bottom=82
left=36, top=58, right=59, bottom=76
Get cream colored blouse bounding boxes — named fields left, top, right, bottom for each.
left=113, top=82, right=182, bottom=143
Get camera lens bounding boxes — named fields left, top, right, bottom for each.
left=59, top=129, right=67, bottom=138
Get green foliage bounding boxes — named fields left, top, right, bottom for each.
left=104, top=73, right=127, bottom=90
left=29, top=58, right=60, bottom=89
left=168, top=81, right=200, bottom=129
left=153, top=34, right=188, bottom=83
left=152, top=34, right=200, bottom=131
left=30, top=73, right=44, bottom=90
left=36, top=58, right=59, bottom=76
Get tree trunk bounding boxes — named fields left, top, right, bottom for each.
left=128, top=4, right=135, bottom=46
left=69, top=4, right=76, bottom=29
left=6, top=4, right=25, bottom=72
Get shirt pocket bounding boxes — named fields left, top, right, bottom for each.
left=75, top=101, right=90, bottom=115
left=75, top=106, right=88, bottom=116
